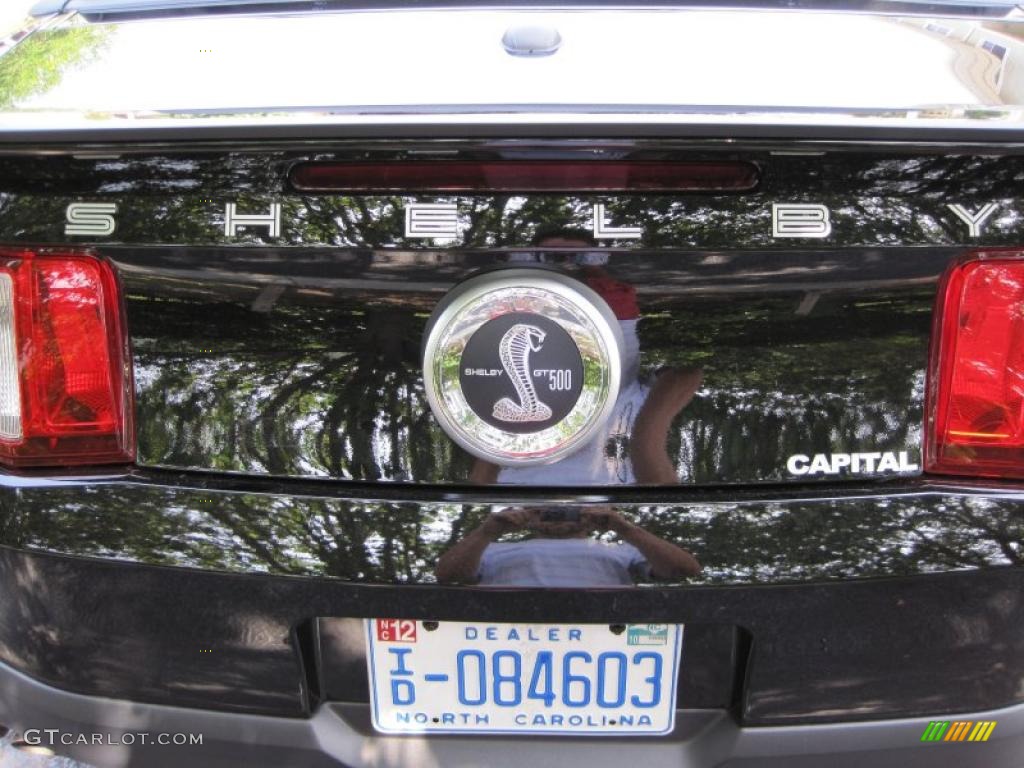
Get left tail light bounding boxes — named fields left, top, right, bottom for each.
left=0, top=249, right=133, bottom=467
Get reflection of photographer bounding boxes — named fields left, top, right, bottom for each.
left=435, top=507, right=701, bottom=587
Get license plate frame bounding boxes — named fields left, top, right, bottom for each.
left=365, top=619, right=683, bottom=736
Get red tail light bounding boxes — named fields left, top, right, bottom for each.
left=289, top=161, right=760, bottom=192
left=927, top=252, right=1024, bottom=478
left=0, top=249, right=133, bottom=467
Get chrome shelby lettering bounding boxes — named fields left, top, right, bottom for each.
left=64, top=203, right=117, bottom=236
left=947, top=203, right=1000, bottom=238
left=53, top=200, right=1010, bottom=242
left=772, top=203, right=831, bottom=238
left=406, top=202, right=643, bottom=240
left=592, top=202, right=642, bottom=240
left=405, top=203, right=459, bottom=238
left=786, top=451, right=919, bottom=476
left=224, top=202, right=281, bottom=237
left=46, top=199, right=1007, bottom=241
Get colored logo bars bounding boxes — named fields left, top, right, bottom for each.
left=920, top=720, right=997, bottom=743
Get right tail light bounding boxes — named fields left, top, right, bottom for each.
left=927, top=252, right=1024, bottom=478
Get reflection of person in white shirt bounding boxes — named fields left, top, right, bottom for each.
left=435, top=507, right=701, bottom=587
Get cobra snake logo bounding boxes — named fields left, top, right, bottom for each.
left=492, top=324, right=553, bottom=423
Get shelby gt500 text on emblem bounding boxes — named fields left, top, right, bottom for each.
left=462, top=314, right=583, bottom=431
left=423, top=270, right=623, bottom=465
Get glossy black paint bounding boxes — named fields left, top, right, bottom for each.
left=2, top=472, right=1022, bottom=586
left=109, top=246, right=935, bottom=485
left=1, top=141, right=1023, bottom=729
left=0, top=467, right=1021, bottom=720
left=4, top=144, right=1007, bottom=486
left=1, top=538, right=1021, bottom=724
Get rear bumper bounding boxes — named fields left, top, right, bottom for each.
left=1, top=659, right=1021, bottom=768
left=1, top=469, right=1023, bottom=764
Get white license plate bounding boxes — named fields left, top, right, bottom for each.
left=365, top=619, right=683, bottom=735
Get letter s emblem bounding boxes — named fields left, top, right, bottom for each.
left=65, top=202, right=118, bottom=237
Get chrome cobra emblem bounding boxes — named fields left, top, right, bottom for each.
left=493, top=324, right=552, bottom=423
left=422, top=270, right=623, bottom=465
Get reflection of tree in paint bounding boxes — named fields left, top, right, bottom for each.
left=0, top=25, right=112, bottom=110
left=0, top=151, right=951, bottom=488
left=119, top=282, right=930, bottom=487
left=5, top=486, right=1021, bottom=587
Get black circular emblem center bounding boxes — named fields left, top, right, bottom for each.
left=460, top=312, right=584, bottom=434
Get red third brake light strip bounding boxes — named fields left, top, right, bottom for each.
left=0, top=249, right=133, bottom=467
left=289, top=161, right=760, bottom=192
left=928, top=251, right=1024, bottom=478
